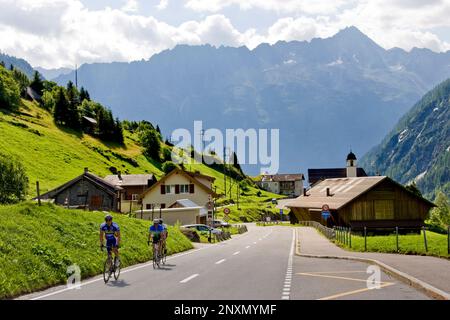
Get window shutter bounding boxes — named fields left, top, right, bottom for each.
left=175, top=184, right=180, bottom=194
left=190, top=184, right=195, bottom=193
left=161, top=185, right=165, bottom=194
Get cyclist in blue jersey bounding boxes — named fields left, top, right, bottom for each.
left=148, top=218, right=164, bottom=245
left=100, top=214, right=121, bottom=267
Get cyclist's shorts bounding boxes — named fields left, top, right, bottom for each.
left=106, top=237, right=118, bottom=252
left=152, top=235, right=161, bottom=244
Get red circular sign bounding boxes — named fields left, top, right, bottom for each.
left=223, top=207, right=230, bottom=215
left=322, top=204, right=330, bottom=211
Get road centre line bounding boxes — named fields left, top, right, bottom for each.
left=215, top=259, right=226, bottom=265
left=180, top=274, right=199, bottom=283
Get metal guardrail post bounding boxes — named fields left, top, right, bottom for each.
left=423, top=226, right=428, bottom=252
left=395, top=227, right=399, bottom=252
left=364, top=226, right=367, bottom=251
left=349, top=227, right=351, bottom=248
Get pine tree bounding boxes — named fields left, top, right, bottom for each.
left=113, top=118, right=124, bottom=144
left=30, top=71, right=44, bottom=96
left=79, top=87, right=90, bottom=102
left=53, top=87, right=69, bottom=125
left=65, top=81, right=81, bottom=129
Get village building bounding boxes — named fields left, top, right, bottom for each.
left=38, top=168, right=122, bottom=212
left=308, top=151, right=367, bottom=186
left=137, top=168, right=216, bottom=225
left=256, top=174, right=305, bottom=197
left=287, top=176, right=435, bottom=231
left=81, top=116, right=97, bottom=134
left=104, top=173, right=157, bottom=213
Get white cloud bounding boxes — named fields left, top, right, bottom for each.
left=0, top=0, right=449, bottom=68
left=156, top=0, right=169, bottom=10
left=121, top=0, right=139, bottom=13
left=184, top=0, right=349, bottom=15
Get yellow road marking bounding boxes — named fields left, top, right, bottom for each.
left=297, top=272, right=390, bottom=285
left=300, top=271, right=368, bottom=274
left=318, top=282, right=395, bottom=300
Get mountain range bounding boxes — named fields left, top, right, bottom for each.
left=361, top=78, right=449, bottom=199
left=50, top=27, right=450, bottom=176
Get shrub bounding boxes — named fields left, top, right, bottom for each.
left=0, top=66, right=21, bottom=110
left=0, top=153, right=29, bottom=204
left=162, top=161, right=179, bottom=174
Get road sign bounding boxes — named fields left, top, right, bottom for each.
left=223, top=207, right=230, bottom=215
left=279, top=209, right=284, bottom=215
left=322, top=204, right=330, bottom=212
left=207, top=201, right=213, bottom=210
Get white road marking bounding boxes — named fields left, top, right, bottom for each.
left=281, top=229, right=295, bottom=300
left=180, top=274, right=199, bottom=283
left=233, top=251, right=240, bottom=255
left=245, top=246, right=251, bottom=249
left=215, top=259, right=226, bottom=265
left=253, top=242, right=257, bottom=244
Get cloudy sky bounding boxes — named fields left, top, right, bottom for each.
left=0, top=0, right=449, bottom=68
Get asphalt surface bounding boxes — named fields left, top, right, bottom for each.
left=19, top=225, right=429, bottom=300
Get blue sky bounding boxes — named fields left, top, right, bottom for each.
left=0, top=0, right=449, bottom=68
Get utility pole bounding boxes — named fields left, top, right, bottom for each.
left=237, top=183, right=240, bottom=210
left=223, top=147, right=227, bottom=197
left=200, top=129, right=205, bottom=163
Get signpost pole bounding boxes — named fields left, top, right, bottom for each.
left=423, top=226, right=428, bottom=252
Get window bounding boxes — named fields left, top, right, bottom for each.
left=165, top=185, right=174, bottom=194
left=132, top=194, right=139, bottom=201
left=146, top=204, right=152, bottom=210
left=374, top=200, right=394, bottom=220
left=180, top=184, right=190, bottom=193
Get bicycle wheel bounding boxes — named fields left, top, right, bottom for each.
left=103, top=257, right=112, bottom=283
left=152, top=244, right=158, bottom=269
left=161, top=243, right=167, bottom=265
left=113, top=257, right=121, bottom=280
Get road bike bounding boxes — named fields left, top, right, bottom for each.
left=150, top=240, right=165, bottom=269
left=101, top=244, right=121, bottom=283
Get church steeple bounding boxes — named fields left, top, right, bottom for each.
left=346, top=150, right=357, bottom=177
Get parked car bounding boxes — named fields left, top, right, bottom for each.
left=212, top=220, right=230, bottom=228
left=181, top=224, right=222, bottom=235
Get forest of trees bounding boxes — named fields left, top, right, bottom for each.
left=0, top=62, right=124, bottom=144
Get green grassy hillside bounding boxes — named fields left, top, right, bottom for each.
left=0, top=202, right=193, bottom=299
left=0, top=99, right=282, bottom=221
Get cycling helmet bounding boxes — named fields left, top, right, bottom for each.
left=153, top=218, right=160, bottom=224
left=105, top=214, right=113, bottom=221
left=159, top=218, right=164, bottom=224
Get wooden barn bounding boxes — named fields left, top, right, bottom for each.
left=38, top=168, right=122, bottom=212
left=287, top=176, right=435, bottom=231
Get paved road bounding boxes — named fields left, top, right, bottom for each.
left=20, top=225, right=429, bottom=300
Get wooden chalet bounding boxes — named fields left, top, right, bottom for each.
left=287, top=176, right=435, bottom=231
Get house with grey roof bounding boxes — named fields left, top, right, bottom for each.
left=104, top=172, right=157, bottom=213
